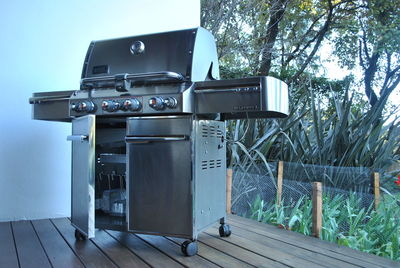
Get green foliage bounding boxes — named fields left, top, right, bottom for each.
left=228, top=87, right=400, bottom=173
left=250, top=193, right=400, bottom=260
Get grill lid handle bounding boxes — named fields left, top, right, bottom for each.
left=81, top=71, right=185, bottom=90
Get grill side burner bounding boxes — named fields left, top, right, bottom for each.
left=29, top=27, right=289, bottom=256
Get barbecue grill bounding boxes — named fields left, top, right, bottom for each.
left=29, top=27, right=288, bottom=256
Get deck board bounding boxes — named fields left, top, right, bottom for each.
left=167, top=236, right=254, bottom=268
left=198, top=232, right=288, bottom=268
left=12, top=220, right=51, bottom=268
left=31, top=219, right=84, bottom=268
left=51, top=218, right=117, bottom=268
left=205, top=227, right=321, bottom=268
left=91, top=229, right=149, bottom=268
left=0, top=222, right=19, bottom=268
left=138, top=233, right=219, bottom=267
left=228, top=216, right=380, bottom=267
left=107, top=230, right=184, bottom=268
left=228, top=215, right=399, bottom=267
left=224, top=223, right=359, bottom=267
left=0, top=215, right=397, bottom=268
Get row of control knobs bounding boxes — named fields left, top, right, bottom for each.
left=102, top=99, right=141, bottom=112
left=148, top=97, right=177, bottom=110
left=70, top=97, right=178, bottom=113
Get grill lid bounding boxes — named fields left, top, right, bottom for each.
left=81, top=27, right=219, bottom=90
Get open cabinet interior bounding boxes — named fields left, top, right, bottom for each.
left=94, top=120, right=127, bottom=231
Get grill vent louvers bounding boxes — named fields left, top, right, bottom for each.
left=201, top=125, right=223, bottom=138
left=201, top=159, right=223, bottom=170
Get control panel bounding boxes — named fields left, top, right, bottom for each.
left=69, top=95, right=183, bottom=117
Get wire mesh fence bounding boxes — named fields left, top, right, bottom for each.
left=232, top=161, right=375, bottom=219
left=231, top=161, right=400, bottom=261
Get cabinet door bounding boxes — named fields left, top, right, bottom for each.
left=68, top=115, right=95, bottom=238
left=126, top=116, right=193, bottom=238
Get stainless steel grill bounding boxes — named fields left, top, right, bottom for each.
left=29, top=27, right=288, bottom=256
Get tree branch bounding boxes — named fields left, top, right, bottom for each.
left=288, top=0, right=334, bottom=84
left=258, top=0, right=288, bottom=75
left=283, top=13, right=325, bottom=68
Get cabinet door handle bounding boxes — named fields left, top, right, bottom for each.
left=67, top=135, right=89, bottom=142
left=125, top=136, right=187, bottom=143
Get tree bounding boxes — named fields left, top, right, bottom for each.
left=334, top=0, right=400, bottom=108
left=201, top=0, right=400, bottom=109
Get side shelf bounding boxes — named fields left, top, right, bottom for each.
left=29, top=90, right=75, bottom=122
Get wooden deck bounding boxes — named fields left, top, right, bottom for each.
left=0, top=215, right=398, bottom=268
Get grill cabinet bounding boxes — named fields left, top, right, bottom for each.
left=29, top=27, right=288, bottom=256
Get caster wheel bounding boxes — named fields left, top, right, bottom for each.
left=74, top=229, right=87, bottom=241
left=219, top=224, right=231, bottom=237
left=181, top=240, right=198, bottom=256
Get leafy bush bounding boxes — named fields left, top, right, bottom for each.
left=228, top=88, right=400, bottom=170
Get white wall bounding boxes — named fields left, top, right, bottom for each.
left=0, top=0, right=200, bottom=221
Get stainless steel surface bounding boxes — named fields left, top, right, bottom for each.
left=31, top=28, right=288, bottom=121
left=29, top=90, right=74, bottom=104
left=126, top=116, right=193, bottom=237
left=29, top=96, right=71, bottom=103
left=194, top=76, right=289, bottom=119
left=82, top=28, right=218, bottom=83
left=194, top=120, right=226, bottom=234
left=70, top=115, right=95, bottom=238
left=81, top=71, right=185, bottom=90
left=30, top=90, right=74, bottom=122
left=67, top=135, right=88, bottom=142
left=125, top=136, right=188, bottom=142
left=98, top=154, right=126, bottom=164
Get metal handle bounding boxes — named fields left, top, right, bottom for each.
left=125, top=136, right=187, bottom=143
left=126, top=71, right=184, bottom=82
left=67, top=135, right=89, bottom=142
left=81, top=71, right=184, bottom=87
left=194, top=87, right=260, bottom=94
left=29, top=96, right=71, bottom=104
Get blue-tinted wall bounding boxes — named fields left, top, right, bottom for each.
left=0, top=0, right=200, bottom=221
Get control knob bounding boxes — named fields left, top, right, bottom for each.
left=123, top=98, right=141, bottom=111
left=164, top=97, right=178, bottom=108
left=148, top=97, right=165, bottom=110
left=102, top=100, right=120, bottom=112
left=70, top=103, right=79, bottom=112
left=71, top=100, right=95, bottom=113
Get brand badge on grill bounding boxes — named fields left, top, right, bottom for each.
left=130, top=41, right=145, bottom=55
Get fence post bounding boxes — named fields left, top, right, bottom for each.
left=226, top=168, right=233, bottom=214
left=277, top=161, right=284, bottom=206
left=312, top=182, right=322, bottom=238
left=373, top=172, right=380, bottom=210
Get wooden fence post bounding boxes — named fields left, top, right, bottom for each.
left=373, top=172, right=380, bottom=210
left=312, top=182, right=322, bottom=238
left=277, top=161, right=284, bottom=206
left=226, top=168, right=233, bottom=214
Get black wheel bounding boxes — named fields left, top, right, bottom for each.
left=74, top=229, right=87, bottom=241
left=219, top=224, right=231, bottom=237
left=181, top=240, right=198, bottom=256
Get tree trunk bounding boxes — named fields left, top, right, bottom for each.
left=258, top=0, right=287, bottom=76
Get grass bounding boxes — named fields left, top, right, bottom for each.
left=249, top=192, right=400, bottom=261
